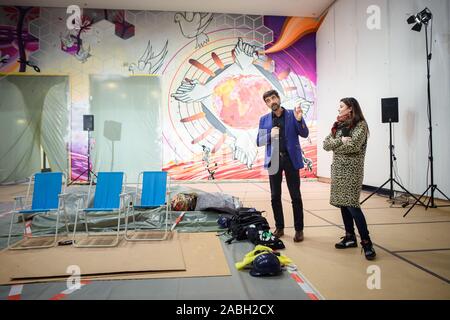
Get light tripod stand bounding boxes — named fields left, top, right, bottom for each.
left=404, top=8, right=450, bottom=216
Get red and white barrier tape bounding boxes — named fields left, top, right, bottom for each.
left=287, top=265, right=323, bottom=300
left=171, top=211, right=186, bottom=231
left=8, top=285, right=23, bottom=300
left=24, top=221, right=32, bottom=238
left=49, top=280, right=91, bottom=300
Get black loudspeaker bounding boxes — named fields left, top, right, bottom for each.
left=83, top=115, right=94, bottom=131
left=381, top=98, right=399, bottom=123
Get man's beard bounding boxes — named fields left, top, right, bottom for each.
left=271, top=103, right=280, bottom=111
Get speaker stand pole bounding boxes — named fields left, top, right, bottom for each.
left=361, top=120, right=427, bottom=207
left=87, top=130, right=92, bottom=182
left=68, top=130, right=97, bottom=186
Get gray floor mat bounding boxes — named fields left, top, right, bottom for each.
left=0, top=196, right=315, bottom=300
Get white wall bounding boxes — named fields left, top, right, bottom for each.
left=317, top=0, right=450, bottom=199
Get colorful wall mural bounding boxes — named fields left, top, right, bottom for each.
left=0, top=6, right=321, bottom=181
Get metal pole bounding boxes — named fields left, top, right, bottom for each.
left=389, top=121, right=394, bottom=199
left=87, top=130, right=91, bottom=182
left=425, top=23, right=436, bottom=208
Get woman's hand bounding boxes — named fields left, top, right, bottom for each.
left=342, top=136, right=352, bottom=144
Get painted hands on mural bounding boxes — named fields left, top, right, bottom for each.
left=228, top=129, right=258, bottom=169
left=234, top=37, right=258, bottom=70
left=172, top=38, right=260, bottom=103
left=171, top=38, right=263, bottom=169
left=171, top=79, right=209, bottom=102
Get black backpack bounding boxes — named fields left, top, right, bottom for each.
left=246, top=226, right=285, bottom=250
left=224, top=208, right=270, bottom=244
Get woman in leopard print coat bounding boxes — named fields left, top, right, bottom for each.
left=323, top=97, right=376, bottom=260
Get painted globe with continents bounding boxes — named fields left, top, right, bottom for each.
left=212, top=75, right=272, bottom=129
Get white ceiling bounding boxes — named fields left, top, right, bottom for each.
left=0, top=0, right=336, bottom=17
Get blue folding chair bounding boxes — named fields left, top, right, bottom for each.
left=124, top=171, right=170, bottom=241
left=72, top=172, right=129, bottom=247
left=7, top=172, right=69, bottom=250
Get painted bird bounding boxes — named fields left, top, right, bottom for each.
left=174, top=12, right=213, bottom=48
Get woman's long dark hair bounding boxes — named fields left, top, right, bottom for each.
left=340, top=97, right=369, bottom=136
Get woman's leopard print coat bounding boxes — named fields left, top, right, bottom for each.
left=323, top=120, right=368, bottom=208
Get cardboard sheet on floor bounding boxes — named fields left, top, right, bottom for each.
left=83, top=232, right=231, bottom=281
left=0, top=232, right=231, bottom=285
left=0, top=232, right=185, bottom=283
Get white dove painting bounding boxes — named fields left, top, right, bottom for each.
left=128, top=40, right=169, bottom=75
left=174, top=12, right=214, bottom=48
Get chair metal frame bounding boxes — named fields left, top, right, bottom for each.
left=124, top=171, right=171, bottom=241
left=7, top=172, right=70, bottom=250
left=72, top=172, right=130, bottom=248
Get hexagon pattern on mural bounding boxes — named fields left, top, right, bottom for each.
left=0, top=6, right=316, bottom=181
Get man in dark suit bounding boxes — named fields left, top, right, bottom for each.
left=256, top=89, right=309, bottom=242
